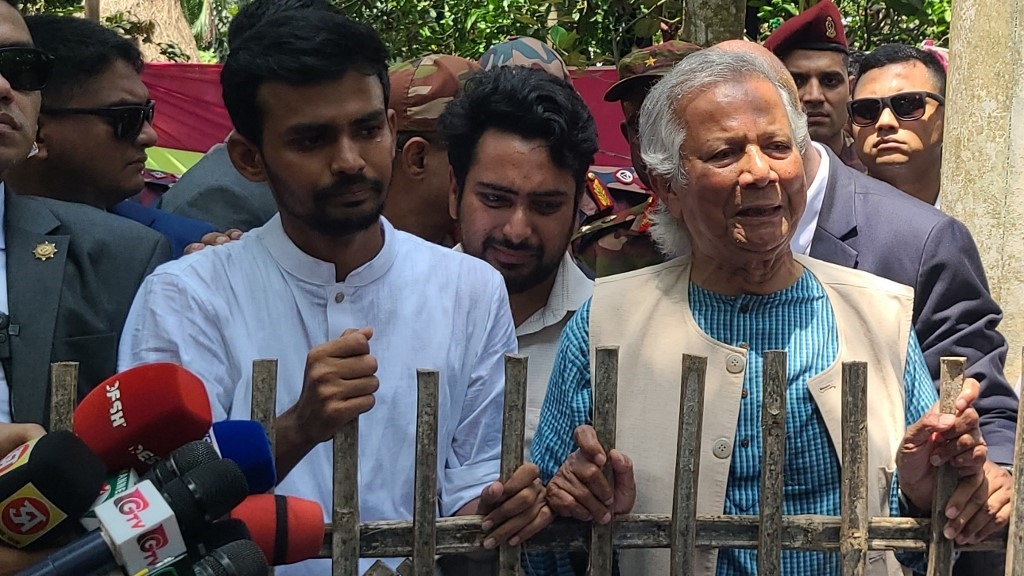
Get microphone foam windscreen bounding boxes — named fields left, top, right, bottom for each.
left=73, top=363, right=213, bottom=472
left=0, top=430, right=105, bottom=549
left=162, top=459, right=249, bottom=533
left=211, top=421, right=276, bottom=494
left=230, top=494, right=325, bottom=565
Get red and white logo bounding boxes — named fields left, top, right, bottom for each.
left=137, top=525, right=170, bottom=565
left=2, top=497, right=50, bottom=535
left=113, top=487, right=150, bottom=529
left=0, top=443, right=32, bottom=475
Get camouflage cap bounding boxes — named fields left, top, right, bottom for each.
left=388, top=54, right=481, bottom=133
left=478, top=36, right=571, bottom=82
left=603, top=41, right=703, bottom=102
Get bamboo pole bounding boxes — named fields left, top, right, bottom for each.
left=1006, top=348, right=1024, bottom=575
left=589, top=346, right=619, bottom=575
left=412, top=370, right=439, bottom=576
left=250, top=359, right=279, bottom=455
left=363, top=560, right=398, bottom=575
left=333, top=418, right=360, bottom=576
left=840, top=362, right=869, bottom=576
left=48, top=362, right=78, bottom=432
left=927, top=357, right=966, bottom=576
left=498, top=355, right=528, bottom=576
left=670, top=355, right=707, bottom=575
left=758, top=351, right=787, bottom=576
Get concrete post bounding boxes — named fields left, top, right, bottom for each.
left=941, top=0, right=1024, bottom=386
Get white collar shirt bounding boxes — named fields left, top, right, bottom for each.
left=791, top=141, right=830, bottom=255
left=119, top=215, right=517, bottom=575
left=0, top=183, right=9, bottom=423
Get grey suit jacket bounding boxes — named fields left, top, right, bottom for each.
left=4, top=193, right=170, bottom=425
left=810, top=148, right=1017, bottom=464
left=158, top=144, right=277, bottom=232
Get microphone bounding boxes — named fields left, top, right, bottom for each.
left=81, top=469, right=140, bottom=531
left=229, top=494, right=324, bottom=566
left=0, top=431, right=105, bottom=549
left=146, top=540, right=269, bottom=576
left=205, top=421, right=276, bottom=494
left=142, top=441, right=220, bottom=489
left=73, top=363, right=213, bottom=472
left=17, top=461, right=250, bottom=576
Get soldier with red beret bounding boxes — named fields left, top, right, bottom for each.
left=765, top=0, right=865, bottom=171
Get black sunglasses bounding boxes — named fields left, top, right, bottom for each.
left=42, top=100, right=156, bottom=141
left=0, top=46, right=53, bottom=92
left=847, top=91, right=945, bottom=127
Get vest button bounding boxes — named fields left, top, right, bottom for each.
left=334, top=292, right=346, bottom=303
left=726, top=353, right=746, bottom=374
left=712, top=438, right=732, bottom=459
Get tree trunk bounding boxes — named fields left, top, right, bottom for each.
left=102, top=0, right=200, bottom=63
left=683, top=0, right=746, bottom=46
left=84, top=0, right=101, bottom=21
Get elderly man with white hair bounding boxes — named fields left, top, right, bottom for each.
left=528, top=48, right=990, bottom=576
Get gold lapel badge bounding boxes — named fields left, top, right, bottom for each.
left=33, top=241, right=58, bottom=261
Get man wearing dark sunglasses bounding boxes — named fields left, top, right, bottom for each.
left=4, top=14, right=217, bottom=259
left=850, top=44, right=947, bottom=206
left=0, top=3, right=170, bottom=570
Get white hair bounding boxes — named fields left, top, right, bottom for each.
left=639, top=49, right=810, bottom=258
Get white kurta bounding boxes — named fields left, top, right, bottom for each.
left=119, top=215, right=517, bottom=575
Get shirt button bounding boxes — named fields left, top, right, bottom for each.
left=739, top=342, right=749, bottom=350
left=334, top=292, right=345, bottom=304
left=713, top=438, right=732, bottom=459
left=740, top=438, right=750, bottom=448
left=739, top=303, right=750, bottom=313
left=741, top=389, right=748, bottom=399
left=726, top=353, right=746, bottom=374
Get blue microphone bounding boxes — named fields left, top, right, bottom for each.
left=206, top=421, right=276, bottom=494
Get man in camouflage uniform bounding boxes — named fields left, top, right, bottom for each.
left=479, top=36, right=572, bottom=81
left=574, top=41, right=701, bottom=277
left=384, top=54, right=479, bottom=246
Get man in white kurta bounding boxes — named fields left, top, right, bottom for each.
left=119, top=214, right=517, bottom=575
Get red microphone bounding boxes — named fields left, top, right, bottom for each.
left=229, top=494, right=325, bottom=566
left=73, top=363, right=212, bottom=472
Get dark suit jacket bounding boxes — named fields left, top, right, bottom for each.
left=810, top=148, right=1017, bottom=464
left=112, top=200, right=217, bottom=258
left=157, top=144, right=277, bottom=232
left=4, top=193, right=170, bottom=425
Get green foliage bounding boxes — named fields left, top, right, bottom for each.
left=751, top=0, right=951, bottom=50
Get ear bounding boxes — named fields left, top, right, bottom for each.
left=226, top=131, right=267, bottom=183
left=31, top=117, right=51, bottom=160
left=448, top=165, right=459, bottom=221
left=649, top=173, right=684, bottom=219
left=386, top=108, right=398, bottom=161
left=401, top=136, right=429, bottom=178
left=848, top=74, right=856, bottom=96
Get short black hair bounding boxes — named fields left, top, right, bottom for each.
left=227, top=0, right=340, bottom=50
left=221, top=10, right=389, bottom=146
left=438, top=66, right=598, bottom=197
left=25, top=14, right=143, bottom=107
left=856, top=43, right=946, bottom=96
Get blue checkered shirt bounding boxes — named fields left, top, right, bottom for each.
left=524, top=270, right=937, bottom=576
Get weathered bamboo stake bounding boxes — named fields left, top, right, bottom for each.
left=840, top=362, right=869, bottom=576
left=395, top=559, right=414, bottom=575
left=670, top=354, right=707, bottom=576
left=589, top=346, right=619, bottom=576
left=758, top=351, right=787, bottom=576
left=927, top=357, right=965, bottom=576
left=498, top=355, right=528, bottom=576
left=1004, top=347, right=1024, bottom=576
left=340, top=514, right=1006, bottom=557
left=334, top=418, right=360, bottom=576
left=250, top=359, right=279, bottom=456
left=412, top=370, right=439, bottom=576
left=48, top=362, right=78, bottom=432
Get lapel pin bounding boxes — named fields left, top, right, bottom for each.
left=33, top=241, right=58, bottom=261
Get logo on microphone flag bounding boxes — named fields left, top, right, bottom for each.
left=0, top=483, right=67, bottom=547
left=0, top=436, right=41, bottom=475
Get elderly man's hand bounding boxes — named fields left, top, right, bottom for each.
left=941, top=459, right=1012, bottom=545
left=546, top=425, right=635, bottom=525
left=896, top=377, right=987, bottom=514
left=183, top=229, right=243, bottom=255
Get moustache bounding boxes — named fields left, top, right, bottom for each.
left=483, top=237, right=543, bottom=257
left=313, top=175, right=385, bottom=200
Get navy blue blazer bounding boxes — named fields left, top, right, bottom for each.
left=810, top=148, right=1017, bottom=465
left=113, top=200, right=217, bottom=259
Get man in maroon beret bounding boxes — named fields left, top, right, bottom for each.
left=765, top=0, right=864, bottom=171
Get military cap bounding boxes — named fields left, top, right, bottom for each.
left=389, top=54, right=480, bottom=133
left=604, top=41, right=703, bottom=102
left=764, top=0, right=848, bottom=56
left=478, top=36, right=571, bottom=81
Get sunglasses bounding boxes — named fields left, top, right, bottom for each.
left=847, top=91, right=945, bottom=127
left=0, top=46, right=53, bottom=91
left=42, top=100, right=156, bottom=141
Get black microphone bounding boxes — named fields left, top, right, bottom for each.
left=194, top=540, right=270, bottom=576
left=141, top=441, right=220, bottom=489
left=0, top=430, right=105, bottom=549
